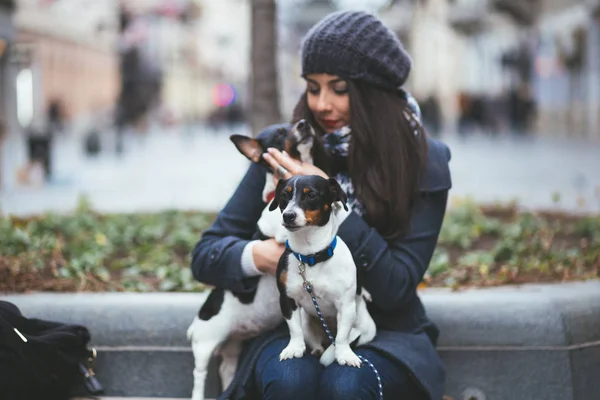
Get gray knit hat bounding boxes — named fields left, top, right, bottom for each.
left=300, top=10, right=412, bottom=92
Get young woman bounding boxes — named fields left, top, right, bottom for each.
left=192, top=10, right=452, bottom=400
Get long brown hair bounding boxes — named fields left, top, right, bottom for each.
left=292, top=80, right=428, bottom=239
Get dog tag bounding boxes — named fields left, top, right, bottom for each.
left=304, top=282, right=313, bottom=294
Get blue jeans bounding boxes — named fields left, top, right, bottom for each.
left=253, top=337, right=427, bottom=400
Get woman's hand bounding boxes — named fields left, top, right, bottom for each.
left=252, top=238, right=286, bottom=275
left=263, top=148, right=328, bottom=180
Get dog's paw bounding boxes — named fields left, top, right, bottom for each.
left=279, top=342, right=306, bottom=361
left=190, top=389, right=204, bottom=400
left=335, top=346, right=362, bottom=368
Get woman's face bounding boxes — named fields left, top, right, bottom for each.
left=305, top=73, right=350, bottom=133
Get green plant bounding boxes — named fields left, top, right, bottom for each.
left=1, top=198, right=598, bottom=293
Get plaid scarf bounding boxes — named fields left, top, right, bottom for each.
left=322, top=90, right=422, bottom=216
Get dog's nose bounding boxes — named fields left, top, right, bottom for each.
left=283, top=212, right=296, bottom=224
left=296, top=119, right=305, bottom=130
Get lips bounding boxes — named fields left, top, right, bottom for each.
left=321, top=119, right=342, bottom=130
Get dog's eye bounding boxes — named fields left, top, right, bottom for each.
left=306, top=192, right=317, bottom=200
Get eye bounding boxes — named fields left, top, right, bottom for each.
left=306, top=192, right=317, bottom=200
left=332, top=81, right=348, bottom=95
left=307, top=84, right=320, bottom=95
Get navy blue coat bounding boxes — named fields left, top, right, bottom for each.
left=191, top=124, right=452, bottom=400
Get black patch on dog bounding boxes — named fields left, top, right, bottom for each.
left=356, top=269, right=364, bottom=296
left=327, top=178, right=348, bottom=211
left=276, top=248, right=298, bottom=320
left=279, top=294, right=298, bottom=320
left=252, top=228, right=271, bottom=241
left=198, top=288, right=225, bottom=320
left=231, top=120, right=337, bottom=180
left=231, top=288, right=257, bottom=304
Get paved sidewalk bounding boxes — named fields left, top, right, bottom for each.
left=2, top=127, right=600, bottom=216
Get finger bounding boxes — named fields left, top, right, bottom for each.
left=267, top=148, right=286, bottom=164
left=263, top=153, right=292, bottom=179
left=269, top=148, right=301, bottom=171
left=281, top=150, right=303, bottom=165
left=262, top=153, right=279, bottom=171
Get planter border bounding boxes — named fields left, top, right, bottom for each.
left=4, top=281, right=600, bottom=400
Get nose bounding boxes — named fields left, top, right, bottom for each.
left=283, top=211, right=296, bottom=224
left=316, top=92, right=332, bottom=113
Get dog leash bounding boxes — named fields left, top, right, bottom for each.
left=298, top=262, right=384, bottom=400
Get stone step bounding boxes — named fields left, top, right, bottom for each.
left=6, top=281, right=600, bottom=400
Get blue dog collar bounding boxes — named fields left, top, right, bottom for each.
left=286, top=237, right=337, bottom=267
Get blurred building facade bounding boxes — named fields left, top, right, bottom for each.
left=0, top=0, right=16, bottom=190
left=278, top=0, right=600, bottom=139
left=0, top=0, right=16, bottom=137
left=12, top=0, right=120, bottom=131
left=382, top=0, right=600, bottom=139
left=117, top=0, right=249, bottom=126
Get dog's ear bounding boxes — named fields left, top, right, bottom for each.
left=230, top=135, right=263, bottom=163
left=328, top=178, right=348, bottom=211
left=269, top=178, right=287, bottom=211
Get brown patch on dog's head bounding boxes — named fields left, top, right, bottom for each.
left=304, top=209, right=323, bottom=226
left=284, top=138, right=298, bottom=160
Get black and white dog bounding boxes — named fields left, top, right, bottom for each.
left=186, top=121, right=330, bottom=400
left=270, top=175, right=377, bottom=367
left=229, top=120, right=329, bottom=242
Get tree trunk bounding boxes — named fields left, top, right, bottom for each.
left=250, top=0, right=281, bottom=136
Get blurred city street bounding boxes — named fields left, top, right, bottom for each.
left=2, top=0, right=600, bottom=218
left=1, top=126, right=599, bottom=216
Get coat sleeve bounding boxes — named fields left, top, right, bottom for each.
left=337, top=137, right=452, bottom=311
left=190, top=124, right=289, bottom=293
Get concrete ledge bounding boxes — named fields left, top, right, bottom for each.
left=4, top=281, right=600, bottom=400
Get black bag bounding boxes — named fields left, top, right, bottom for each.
left=0, top=301, right=104, bottom=400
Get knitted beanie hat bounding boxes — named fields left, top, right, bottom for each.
left=300, top=10, right=412, bottom=92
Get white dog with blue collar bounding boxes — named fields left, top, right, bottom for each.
left=269, top=174, right=377, bottom=367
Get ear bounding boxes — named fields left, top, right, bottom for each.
left=328, top=178, right=348, bottom=211
left=230, top=134, right=263, bottom=163
left=269, top=178, right=287, bottom=211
